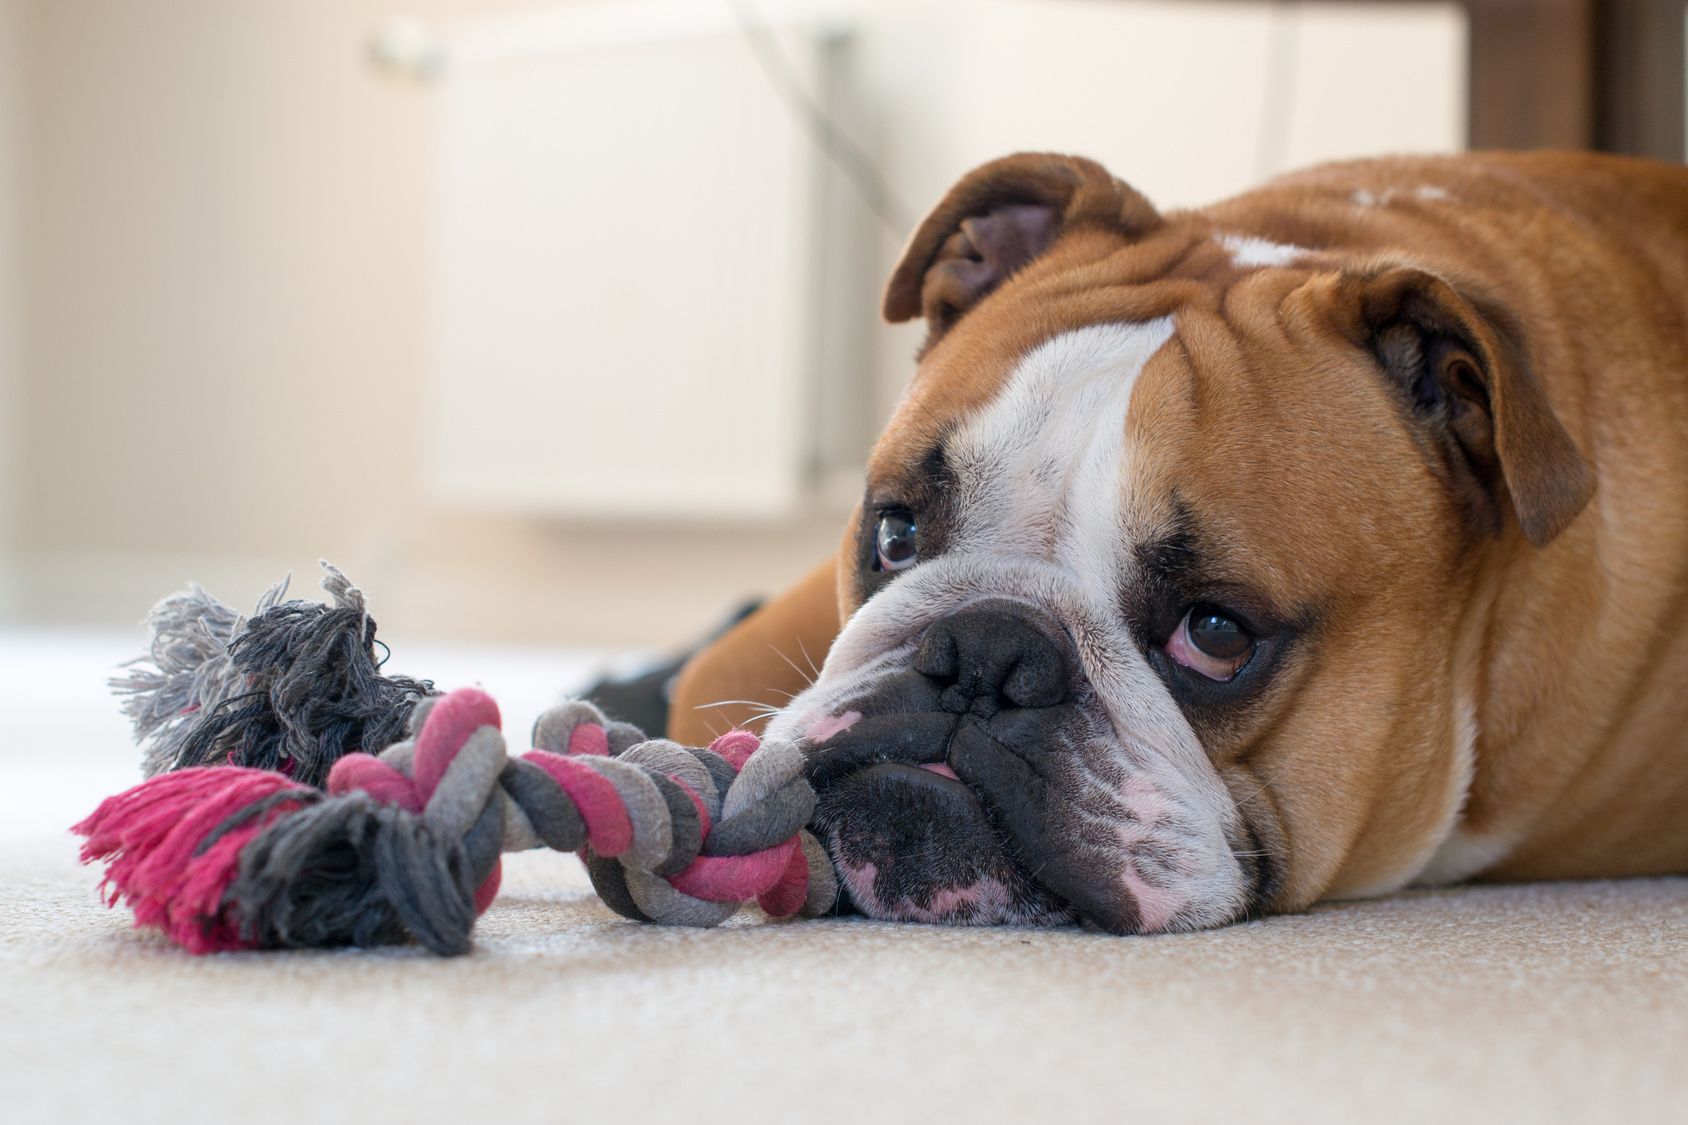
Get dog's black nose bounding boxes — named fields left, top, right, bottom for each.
left=912, top=604, right=1070, bottom=714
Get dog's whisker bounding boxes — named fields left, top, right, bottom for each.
left=767, top=643, right=816, bottom=689
left=795, top=636, right=821, bottom=679
left=1232, top=765, right=1291, bottom=810
left=691, top=698, right=785, bottom=716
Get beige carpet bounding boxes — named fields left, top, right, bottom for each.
left=3, top=632, right=1684, bottom=1125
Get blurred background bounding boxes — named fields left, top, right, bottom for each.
left=0, top=0, right=1681, bottom=659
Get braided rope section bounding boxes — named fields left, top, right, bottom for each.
left=76, top=689, right=837, bottom=955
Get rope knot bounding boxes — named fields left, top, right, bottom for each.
left=81, top=686, right=838, bottom=955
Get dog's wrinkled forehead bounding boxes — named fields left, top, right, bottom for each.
left=943, top=318, right=1175, bottom=561
left=952, top=315, right=1174, bottom=533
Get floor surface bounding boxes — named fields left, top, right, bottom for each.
left=3, top=631, right=1683, bottom=1125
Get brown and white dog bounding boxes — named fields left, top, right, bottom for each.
left=668, top=151, right=1688, bottom=933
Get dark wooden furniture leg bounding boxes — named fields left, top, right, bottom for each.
left=1596, top=0, right=1686, bottom=160
left=1466, top=0, right=1597, bottom=149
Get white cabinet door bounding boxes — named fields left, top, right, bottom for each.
left=424, top=3, right=831, bottom=519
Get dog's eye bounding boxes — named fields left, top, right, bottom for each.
left=874, top=510, right=919, bottom=571
left=1166, top=604, right=1254, bottom=681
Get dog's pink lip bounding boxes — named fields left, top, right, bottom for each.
left=919, top=762, right=959, bottom=780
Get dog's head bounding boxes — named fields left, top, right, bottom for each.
left=766, top=154, right=1594, bottom=932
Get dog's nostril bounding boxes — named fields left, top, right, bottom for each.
left=1004, top=648, right=1065, bottom=709
left=915, top=605, right=1070, bottom=709
left=913, top=627, right=960, bottom=684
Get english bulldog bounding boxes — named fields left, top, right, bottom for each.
left=668, top=151, right=1688, bottom=933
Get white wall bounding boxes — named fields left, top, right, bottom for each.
left=0, top=0, right=24, bottom=616
left=10, top=0, right=850, bottom=647
left=3, top=0, right=1465, bottom=648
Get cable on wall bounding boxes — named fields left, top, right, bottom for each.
left=726, top=0, right=915, bottom=237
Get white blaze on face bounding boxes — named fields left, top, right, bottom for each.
left=945, top=319, right=1176, bottom=596
left=776, top=319, right=1252, bottom=932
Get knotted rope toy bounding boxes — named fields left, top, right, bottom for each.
left=76, top=564, right=837, bottom=955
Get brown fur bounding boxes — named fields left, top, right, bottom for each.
left=669, top=557, right=842, bottom=744
left=672, top=151, right=1688, bottom=912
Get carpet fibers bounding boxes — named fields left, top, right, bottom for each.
left=3, top=632, right=1683, bottom=1124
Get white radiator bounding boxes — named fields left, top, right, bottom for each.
left=416, top=1, right=845, bottom=520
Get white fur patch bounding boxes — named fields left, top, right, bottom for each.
left=1416, top=828, right=1516, bottom=886
left=1404, top=581, right=1496, bottom=889
left=1219, top=233, right=1305, bottom=268
left=945, top=320, right=1173, bottom=576
left=1352, top=185, right=1453, bottom=209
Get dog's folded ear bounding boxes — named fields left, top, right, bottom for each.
left=1337, top=267, right=1595, bottom=548
left=883, top=153, right=1160, bottom=349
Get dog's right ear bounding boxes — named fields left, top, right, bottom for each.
left=882, top=153, right=1160, bottom=349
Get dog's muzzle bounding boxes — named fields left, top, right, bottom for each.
left=805, top=602, right=1093, bottom=927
